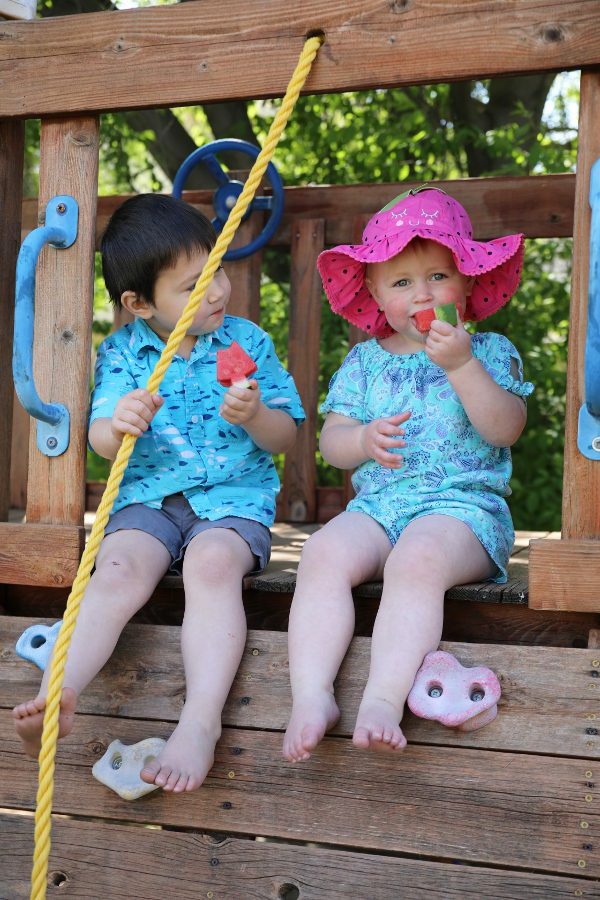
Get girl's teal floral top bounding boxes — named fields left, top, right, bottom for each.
left=321, top=332, right=534, bottom=581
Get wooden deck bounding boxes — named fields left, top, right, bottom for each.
left=2, top=615, right=600, bottom=898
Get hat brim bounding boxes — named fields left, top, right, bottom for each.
left=318, top=229, right=525, bottom=337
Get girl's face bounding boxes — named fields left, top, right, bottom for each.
left=365, top=239, right=474, bottom=347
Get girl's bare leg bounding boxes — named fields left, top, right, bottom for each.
left=353, top=515, right=496, bottom=752
left=283, top=512, right=392, bottom=762
left=140, top=527, right=254, bottom=793
left=13, top=530, right=172, bottom=757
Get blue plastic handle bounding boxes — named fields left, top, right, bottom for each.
left=578, top=157, right=600, bottom=460
left=172, top=139, right=284, bottom=260
left=13, top=196, right=78, bottom=457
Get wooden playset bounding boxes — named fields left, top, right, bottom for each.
left=1, top=2, right=600, bottom=896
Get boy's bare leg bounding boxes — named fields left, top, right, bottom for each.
left=13, top=530, right=171, bottom=758
left=140, top=528, right=253, bottom=793
left=353, top=515, right=496, bottom=753
left=283, top=512, right=391, bottom=762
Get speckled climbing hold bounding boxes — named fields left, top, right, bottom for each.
left=92, top=737, right=166, bottom=800
left=407, top=650, right=501, bottom=731
left=15, top=620, right=62, bottom=670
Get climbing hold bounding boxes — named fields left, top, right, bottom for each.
left=92, top=737, right=166, bottom=800
left=16, top=621, right=62, bottom=670
left=407, top=650, right=501, bottom=731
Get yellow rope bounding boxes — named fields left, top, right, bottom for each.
left=30, top=34, right=323, bottom=899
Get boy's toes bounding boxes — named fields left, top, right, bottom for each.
left=140, top=758, right=163, bottom=785
left=172, top=772, right=198, bottom=793
left=163, top=768, right=185, bottom=792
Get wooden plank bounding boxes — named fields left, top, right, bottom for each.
left=529, top=538, right=600, bottom=611
left=22, top=175, right=576, bottom=248
left=3, top=619, right=599, bottom=758
left=0, top=119, right=24, bottom=520
left=281, top=218, right=324, bottom=521
left=26, top=117, right=99, bottom=527
left=4, top=582, right=598, bottom=648
left=10, top=397, right=28, bottom=510
left=0, top=523, right=84, bottom=586
left=2, top=710, right=598, bottom=876
left=223, top=205, right=263, bottom=323
left=0, top=2, right=598, bottom=117
left=0, top=813, right=593, bottom=900
left=244, top=568, right=529, bottom=603
left=561, top=71, right=600, bottom=544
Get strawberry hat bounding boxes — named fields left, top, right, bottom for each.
left=317, top=186, right=525, bottom=338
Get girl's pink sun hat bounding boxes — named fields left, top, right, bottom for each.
left=317, top=186, right=524, bottom=338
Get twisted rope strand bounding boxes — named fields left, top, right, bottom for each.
left=30, top=34, right=323, bottom=900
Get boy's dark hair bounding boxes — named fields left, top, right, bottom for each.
left=100, top=193, right=217, bottom=308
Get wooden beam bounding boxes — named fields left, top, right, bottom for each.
left=3, top=620, right=599, bottom=758
left=0, top=120, right=24, bottom=520
left=225, top=215, right=263, bottom=323
left=2, top=709, right=598, bottom=875
left=562, top=72, right=600, bottom=541
left=22, top=174, right=577, bottom=248
left=281, top=218, right=324, bottom=521
left=0, top=2, right=597, bottom=117
left=529, top=72, right=600, bottom=611
left=529, top=538, right=600, bottom=611
left=26, top=117, right=98, bottom=527
left=0, top=523, right=84, bottom=586
left=1, top=813, right=593, bottom=900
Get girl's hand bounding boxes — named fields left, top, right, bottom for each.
left=425, top=317, right=472, bottom=372
left=220, top=379, right=261, bottom=426
left=360, top=410, right=411, bottom=468
left=111, top=389, right=163, bottom=439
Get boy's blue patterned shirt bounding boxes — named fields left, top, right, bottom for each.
left=90, top=316, right=305, bottom=526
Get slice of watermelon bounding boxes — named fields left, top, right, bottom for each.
left=435, top=302, right=459, bottom=325
left=216, top=341, right=258, bottom=387
left=414, top=308, right=436, bottom=333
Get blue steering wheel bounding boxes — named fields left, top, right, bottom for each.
left=172, top=139, right=284, bottom=261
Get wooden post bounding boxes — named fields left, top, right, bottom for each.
left=281, top=218, right=324, bottom=521
left=226, top=215, right=263, bottom=323
left=0, top=120, right=24, bottom=521
left=0, top=116, right=99, bottom=586
left=529, top=72, right=600, bottom=611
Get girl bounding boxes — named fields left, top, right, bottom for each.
left=283, top=186, right=533, bottom=761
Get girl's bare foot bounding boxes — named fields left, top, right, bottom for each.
left=352, top=697, right=407, bottom=753
left=283, top=689, right=340, bottom=762
left=13, top=688, right=77, bottom=759
left=140, top=711, right=220, bottom=793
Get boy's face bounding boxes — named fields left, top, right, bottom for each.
left=124, top=248, right=231, bottom=344
left=365, top=240, right=474, bottom=345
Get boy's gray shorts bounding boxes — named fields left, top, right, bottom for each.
left=104, top=492, right=271, bottom=574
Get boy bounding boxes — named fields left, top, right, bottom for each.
left=15, top=194, right=304, bottom=792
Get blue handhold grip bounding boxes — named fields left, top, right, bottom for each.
left=13, top=195, right=78, bottom=457
left=172, top=139, right=284, bottom=261
left=578, top=158, right=600, bottom=460
left=16, top=620, right=62, bottom=671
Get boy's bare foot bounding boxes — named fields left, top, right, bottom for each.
left=352, top=697, right=407, bottom=753
left=283, top=689, right=340, bottom=762
left=13, top=688, right=77, bottom=759
left=140, top=713, right=220, bottom=793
